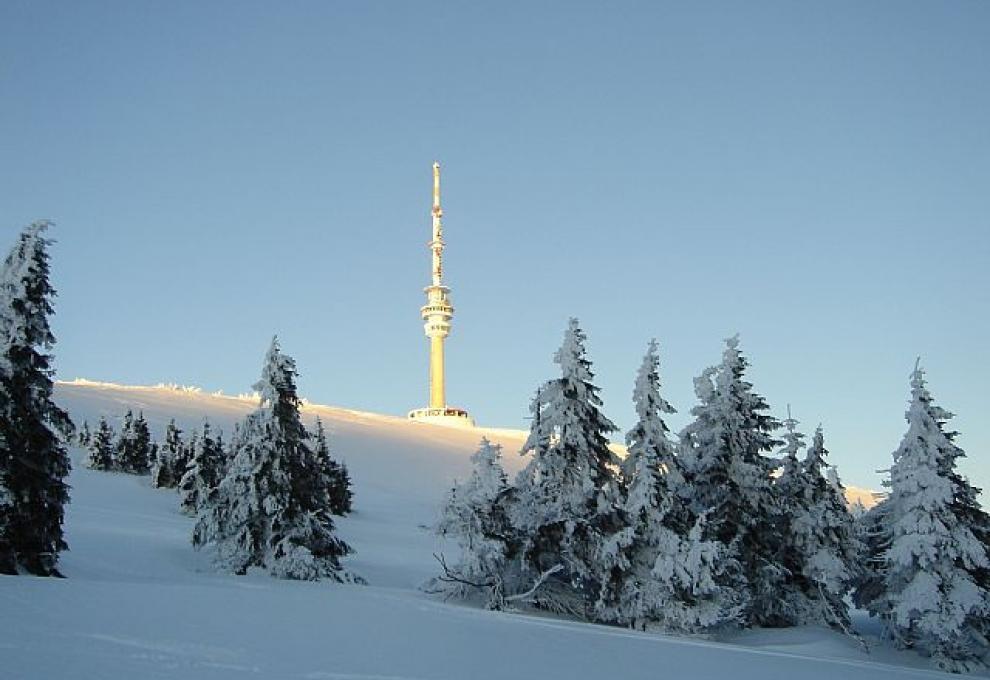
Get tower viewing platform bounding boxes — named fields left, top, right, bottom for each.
left=408, top=162, right=474, bottom=428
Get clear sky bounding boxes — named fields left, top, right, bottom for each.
left=2, top=1, right=988, bottom=494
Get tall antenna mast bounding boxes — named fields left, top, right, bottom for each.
left=408, top=161, right=474, bottom=427
left=430, top=161, right=444, bottom=287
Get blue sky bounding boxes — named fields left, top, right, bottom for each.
left=2, top=1, right=988, bottom=493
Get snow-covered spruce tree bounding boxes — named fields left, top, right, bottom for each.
left=114, top=410, right=132, bottom=470
left=619, top=341, right=685, bottom=505
left=596, top=340, right=674, bottom=624
left=77, top=421, right=92, bottom=447
left=597, top=341, right=731, bottom=631
left=219, top=421, right=241, bottom=478
left=149, top=441, right=159, bottom=469
left=600, top=340, right=741, bottom=631
left=177, top=429, right=196, bottom=484
left=769, top=408, right=810, bottom=626
left=137, top=412, right=155, bottom=465
left=313, top=417, right=352, bottom=516
left=511, top=318, right=621, bottom=616
left=115, top=410, right=145, bottom=473
left=193, top=338, right=358, bottom=582
left=0, top=221, right=73, bottom=576
left=774, top=411, right=859, bottom=629
left=212, top=429, right=224, bottom=478
left=678, top=335, right=782, bottom=627
left=800, top=426, right=861, bottom=629
left=434, top=437, right=515, bottom=609
left=857, top=362, right=989, bottom=672
left=178, top=420, right=223, bottom=516
left=854, top=495, right=892, bottom=620
left=331, top=462, right=353, bottom=515
left=86, top=417, right=116, bottom=471
left=826, top=466, right=842, bottom=494
left=151, top=419, right=183, bottom=488
left=132, top=411, right=153, bottom=474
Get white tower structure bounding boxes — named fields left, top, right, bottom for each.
left=408, top=162, right=474, bottom=427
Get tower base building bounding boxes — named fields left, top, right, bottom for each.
left=408, top=162, right=474, bottom=429
left=407, top=406, right=474, bottom=428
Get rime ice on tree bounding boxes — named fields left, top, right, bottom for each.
left=600, top=341, right=740, bottom=631
left=856, top=362, right=990, bottom=673
left=774, top=410, right=860, bottom=629
left=512, top=318, right=621, bottom=616
left=434, top=437, right=513, bottom=609
left=677, top=335, right=783, bottom=627
left=193, top=337, right=358, bottom=582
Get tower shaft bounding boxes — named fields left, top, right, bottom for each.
left=430, top=335, right=445, bottom=409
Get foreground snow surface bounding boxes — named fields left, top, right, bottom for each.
left=0, top=383, right=964, bottom=679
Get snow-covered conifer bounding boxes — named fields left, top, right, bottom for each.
left=601, top=341, right=739, bottom=630
left=435, top=437, right=514, bottom=609
left=858, top=362, right=990, bottom=672
left=0, top=221, right=73, bottom=576
left=86, top=417, right=116, bottom=472
left=599, top=341, right=677, bottom=624
left=677, top=335, right=782, bottom=626
left=178, top=420, right=223, bottom=516
left=620, top=340, right=684, bottom=497
left=775, top=411, right=859, bottom=629
left=330, top=462, right=353, bottom=516
left=511, top=318, right=621, bottom=615
left=768, top=407, right=810, bottom=625
left=800, top=426, right=861, bottom=629
left=131, top=411, right=152, bottom=474
left=177, top=430, right=196, bottom=484
left=212, top=430, right=225, bottom=477
left=193, top=338, right=357, bottom=582
left=854, top=497, right=892, bottom=618
left=115, top=410, right=144, bottom=473
left=219, top=422, right=241, bottom=478
left=77, top=421, right=92, bottom=447
left=776, top=407, right=806, bottom=493
left=826, top=466, right=842, bottom=494
left=312, top=417, right=352, bottom=516
left=151, top=419, right=183, bottom=489
left=650, top=512, right=745, bottom=632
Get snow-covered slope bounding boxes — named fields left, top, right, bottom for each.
left=53, top=380, right=533, bottom=588
left=54, top=380, right=878, bottom=511
left=0, top=381, right=942, bottom=680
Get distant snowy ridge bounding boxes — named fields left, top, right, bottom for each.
left=54, top=379, right=878, bottom=508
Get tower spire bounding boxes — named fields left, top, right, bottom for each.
left=431, top=161, right=443, bottom=288
left=408, top=161, right=474, bottom=428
